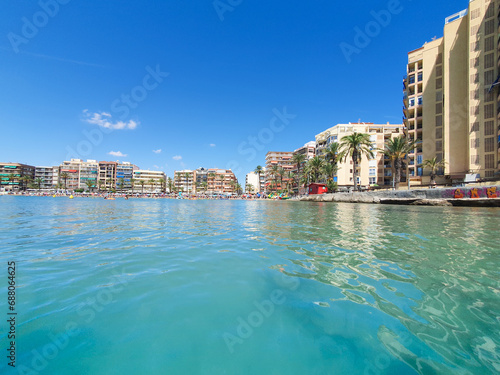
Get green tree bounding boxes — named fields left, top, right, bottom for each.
left=139, top=180, right=145, bottom=194
left=34, top=177, right=44, bottom=190
left=307, top=156, right=325, bottom=183
left=117, top=177, right=125, bottom=192
left=60, top=172, right=69, bottom=190
left=270, top=165, right=279, bottom=192
left=423, top=157, right=446, bottom=187
left=324, top=142, right=340, bottom=181
left=292, top=154, right=306, bottom=185
left=167, top=177, right=174, bottom=193
left=339, top=132, right=374, bottom=191
left=379, top=136, right=419, bottom=189
left=85, top=180, right=95, bottom=192
left=254, top=165, right=263, bottom=192
left=148, top=178, right=156, bottom=193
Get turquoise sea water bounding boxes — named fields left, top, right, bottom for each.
left=0, top=196, right=499, bottom=374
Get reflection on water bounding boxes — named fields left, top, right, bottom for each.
left=0, top=197, right=498, bottom=374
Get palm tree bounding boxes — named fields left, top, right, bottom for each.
left=379, top=136, right=419, bottom=189
left=34, top=177, right=44, bottom=190
left=117, top=177, right=125, bottom=193
left=423, top=157, right=446, bottom=187
left=292, top=153, right=306, bottom=182
left=85, top=180, right=95, bottom=193
left=159, top=178, right=166, bottom=193
left=339, top=132, right=374, bottom=191
left=200, top=181, right=208, bottom=193
left=148, top=178, right=156, bottom=193
left=184, top=172, right=191, bottom=194
left=139, top=180, right=146, bottom=194
left=21, top=175, right=33, bottom=191
left=321, top=164, right=334, bottom=184
left=277, top=167, right=286, bottom=191
left=60, top=172, right=69, bottom=190
left=130, top=178, right=136, bottom=193
left=324, top=142, right=340, bottom=181
left=270, top=165, right=279, bottom=191
left=254, top=165, right=263, bottom=192
left=235, top=183, right=242, bottom=195
left=307, top=156, right=325, bottom=183
left=246, top=183, right=254, bottom=194
left=167, top=177, right=174, bottom=193
left=217, top=174, right=225, bottom=193
left=98, top=180, right=105, bottom=192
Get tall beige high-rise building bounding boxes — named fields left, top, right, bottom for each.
left=404, top=0, right=499, bottom=184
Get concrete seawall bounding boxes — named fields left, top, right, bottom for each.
left=299, top=186, right=500, bottom=207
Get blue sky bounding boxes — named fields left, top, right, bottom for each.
left=0, top=0, right=469, bottom=183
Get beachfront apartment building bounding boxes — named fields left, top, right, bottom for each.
left=133, top=170, right=166, bottom=193
left=315, top=123, right=404, bottom=187
left=116, top=162, right=137, bottom=191
left=59, top=159, right=99, bottom=190
left=98, top=161, right=118, bottom=191
left=174, top=170, right=195, bottom=194
left=265, top=151, right=294, bottom=192
left=245, top=170, right=265, bottom=193
left=206, top=168, right=237, bottom=194
left=34, top=166, right=59, bottom=189
left=403, top=0, right=500, bottom=185
left=0, top=163, right=35, bottom=191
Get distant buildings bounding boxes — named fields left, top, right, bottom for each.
left=265, top=151, right=294, bottom=191
left=133, top=170, right=166, bottom=193
left=403, top=0, right=499, bottom=184
left=0, top=163, right=35, bottom=191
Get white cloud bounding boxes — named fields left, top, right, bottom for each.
left=210, top=143, right=216, bottom=147
left=108, top=151, right=127, bottom=157
left=154, top=165, right=160, bottom=169
left=83, top=110, right=138, bottom=130
left=172, top=155, right=182, bottom=161
left=153, top=149, right=162, bottom=154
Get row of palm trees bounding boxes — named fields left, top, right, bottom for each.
left=254, top=132, right=446, bottom=194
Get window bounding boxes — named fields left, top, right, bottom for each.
left=369, top=168, right=376, bottom=176
left=485, top=19, right=494, bottom=35
left=436, top=54, right=442, bottom=64
left=485, top=154, right=495, bottom=169
left=471, top=90, right=479, bottom=100
left=471, top=57, right=480, bottom=68
left=485, top=121, right=494, bottom=136
left=436, top=127, right=442, bottom=139
left=436, top=77, right=443, bottom=89
left=470, top=8, right=481, bottom=20
left=484, top=88, right=494, bottom=102
left=484, top=53, right=495, bottom=69
left=369, top=177, right=376, bottom=184
left=417, top=155, right=423, bottom=164
left=436, top=91, right=443, bottom=102
left=436, top=141, right=443, bottom=152
left=471, top=106, right=480, bottom=116
left=409, top=75, right=415, bottom=84
left=471, top=41, right=480, bottom=52
left=485, top=104, right=494, bottom=119
left=436, top=65, right=442, bottom=77
left=417, top=168, right=423, bottom=177
left=471, top=24, right=481, bottom=35
left=485, top=36, right=494, bottom=52
left=485, top=137, right=495, bottom=152
left=409, top=98, right=415, bottom=107
left=472, top=138, right=480, bottom=149
left=417, top=96, right=423, bottom=105
left=471, top=122, right=479, bottom=132
left=486, top=3, right=494, bottom=18
left=485, top=70, right=494, bottom=85
left=471, top=155, right=479, bottom=165
left=470, top=74, right=479, bottom=84
left=417, top=72, right=423, bottom=82
left=436, top=103, right=443, bottom=114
